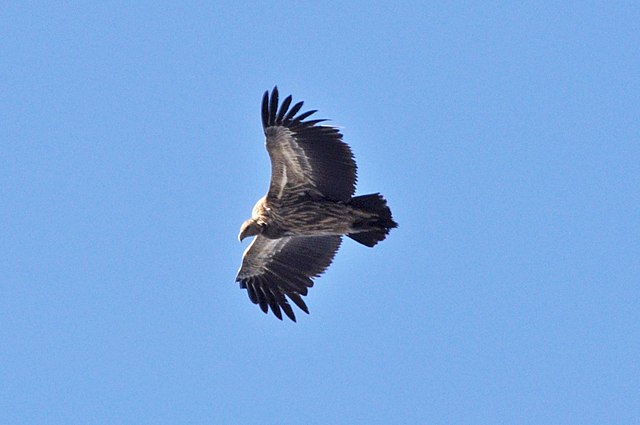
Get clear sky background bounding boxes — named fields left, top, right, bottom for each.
left=2, top=2, right=639, bottom=424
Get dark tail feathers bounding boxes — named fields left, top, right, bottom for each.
left=347, top=193, right=398, bottom=247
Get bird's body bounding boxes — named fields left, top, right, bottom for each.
left=246, top=195, right=383, bottom=239
left=236, top=87, right=397, bottom=321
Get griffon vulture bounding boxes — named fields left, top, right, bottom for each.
left=236, top=87, right=397, bottom=321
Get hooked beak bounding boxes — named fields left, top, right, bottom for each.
left=238, top=219, right=260, bottom=243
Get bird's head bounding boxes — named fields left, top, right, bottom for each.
left=238, top=219, right=263, bottom=242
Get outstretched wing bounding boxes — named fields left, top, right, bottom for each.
left=262, top=87, right=357, bottom=203
left=236, top=235, right=342, bottom=321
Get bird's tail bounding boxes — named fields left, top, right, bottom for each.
left=347, top=193, right=398, bottom=247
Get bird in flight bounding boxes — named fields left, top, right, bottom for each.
left=236, top=87, right=397, bottom=321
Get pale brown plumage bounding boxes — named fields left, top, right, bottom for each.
left=236, top=87, right=397, bottom=321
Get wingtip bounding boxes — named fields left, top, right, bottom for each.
left=261, top=91, right=269, bottom=129
left=272, top=309, right=284, bottom=320
left=281, top=302, right=297, bottom=322
left=269, top=87, right=279, bottom=126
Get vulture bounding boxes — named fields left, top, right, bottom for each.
left=236, top=87, right=397, bottom=321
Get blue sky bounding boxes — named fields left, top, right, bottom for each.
left=2, top=2, right=639, bottom=424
